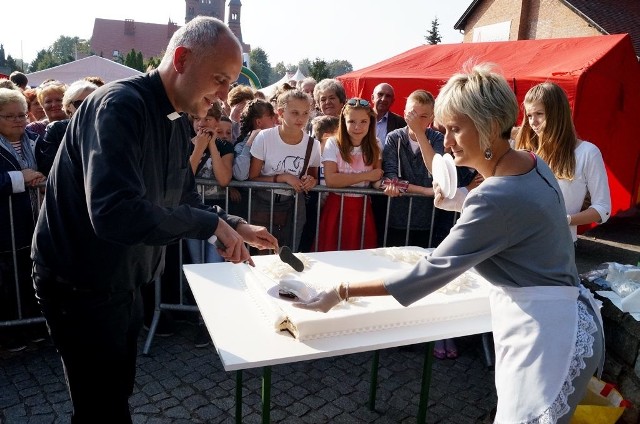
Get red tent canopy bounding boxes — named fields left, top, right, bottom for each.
left=339, top=34, right=640, bottom=215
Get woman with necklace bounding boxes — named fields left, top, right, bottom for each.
left=297, top=64, right=604, bottom=423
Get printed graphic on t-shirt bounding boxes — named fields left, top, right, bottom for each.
left=272, top=155, right=304, bottom=175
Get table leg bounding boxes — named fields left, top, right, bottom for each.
left=235, top=370, right=242, bottom=424
left=368, top=350, right=380, bottom=410
left=417, top=341, right=435, bottom=424
left=261, top=366, right=272, bottom=424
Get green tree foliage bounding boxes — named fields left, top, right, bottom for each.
left=248, top=47, right=271, bottom=87
left=29, top=50, right=59, bottom=72
left=28, top=36, right=92, bottom=71
left=425, top=17, right=442, bottom=45
left=4, top=56, right=21, bottom=73
left=124, top=49, right=145, bottom=71
left=271, top=62, right=287, bottom=84
left=297, top=59, right=311, bottom=76
left=328, top=60, right=353, bottom=77
left=308, top=58, right=331, bottom=82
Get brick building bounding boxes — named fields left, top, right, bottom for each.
left=91, top=0, right=250, bottom=62
left=454, top=0, right=640, bottom=57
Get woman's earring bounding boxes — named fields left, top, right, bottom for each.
left=484, top=148, right=493, bottom=160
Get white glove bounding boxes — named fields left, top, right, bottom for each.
left=293, top=286, right=342, bottom=313
left=434, top=184, right=468, bottom=212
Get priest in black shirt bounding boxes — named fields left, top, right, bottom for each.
left=31, top=17, right=277, bottom=424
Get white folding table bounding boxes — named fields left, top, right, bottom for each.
left=183, top=250, right=493, bottom=423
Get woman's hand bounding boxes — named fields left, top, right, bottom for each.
left=434, top=183, right=468, bottom=212
left=293, top=286, right=342, bottom=313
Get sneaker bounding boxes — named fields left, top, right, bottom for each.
left=194, top=325, right=211, bottom=348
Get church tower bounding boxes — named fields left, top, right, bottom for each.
left=185, top=0, right=225, bottom=24
left=227, top=0, right=250, bottom=53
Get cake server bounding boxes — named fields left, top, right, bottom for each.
left=278, top=246, right=304, bottom=272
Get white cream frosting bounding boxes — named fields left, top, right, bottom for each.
left=240, top=247, right=492, bottom=341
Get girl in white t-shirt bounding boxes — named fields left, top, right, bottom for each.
left=249, top=90, right=321, bottom=252
left=316, top=98, right=384, bottom=251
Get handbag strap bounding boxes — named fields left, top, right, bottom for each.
left=299, top=135, right=315, bottom=177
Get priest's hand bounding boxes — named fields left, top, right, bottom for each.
left=236, top=222, right=278, bottom=253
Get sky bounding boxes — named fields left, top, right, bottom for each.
left=1, top=0, right=471, bottom=72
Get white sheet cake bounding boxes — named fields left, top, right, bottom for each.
left=233, top=247, right=492, bottom=341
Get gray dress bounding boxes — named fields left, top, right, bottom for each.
left=384, top=155, right=603, bottom=423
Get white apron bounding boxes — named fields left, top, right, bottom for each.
left=489, top=285, right=600, bottom=423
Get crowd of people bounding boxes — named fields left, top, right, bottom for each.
left=0, top=15, right=612, bottom=423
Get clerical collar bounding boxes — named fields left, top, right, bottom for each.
left=166, top=111, right=181, bottom=121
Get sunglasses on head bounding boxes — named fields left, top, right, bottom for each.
left=346, top=98, right=370, bottom=108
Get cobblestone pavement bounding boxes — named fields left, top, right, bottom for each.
left=2, top=207, right=638, bottom=424
left=1, top=325, right=497, bottom=424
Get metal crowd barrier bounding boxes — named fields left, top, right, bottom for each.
left=1, top=192, right=46, bottom=332
left=4, top=179, right=492, bottom=366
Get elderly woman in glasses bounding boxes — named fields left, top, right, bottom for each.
left=0, top=87, right=46, bottom=350
left=298, top=64, right=604, bottom=423
left=36, top=80, right=99, bottom=176
left=25, top=81, right=68, bottom=137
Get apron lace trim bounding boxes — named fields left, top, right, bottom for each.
left=528, top=300, right=597, bottom=423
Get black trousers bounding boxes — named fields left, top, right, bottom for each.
left=33, top=265, right=143, bottom=424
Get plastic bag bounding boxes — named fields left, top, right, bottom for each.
left=570, top=376, right=631, bottom=424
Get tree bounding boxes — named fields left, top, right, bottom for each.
left=248, top=47, right=271, bottom=88
left=51, top=36, right=92, bottom=63
left=4, top=55, right=21, bottom=73
left=328, top=60, right=353, bottom=78
left=124, top=49, right=145, bottom=71
left=29, top=49, right=59, bottom=72
left=297, top=59, right=311, bottom=76
left=425, top=17, right=442, bottom=45
left=308, top=58, right=331, bottom=82
left=271, top=61, right=287, bottom=84
left=28, top=36, right=93, bottom=71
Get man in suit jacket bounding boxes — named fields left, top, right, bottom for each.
left=370, top=82, right=406, bottom=247
left=372, top=83, right=406, bottom=147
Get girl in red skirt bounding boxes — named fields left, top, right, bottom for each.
left=316, top=98, right=383, bottom=251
